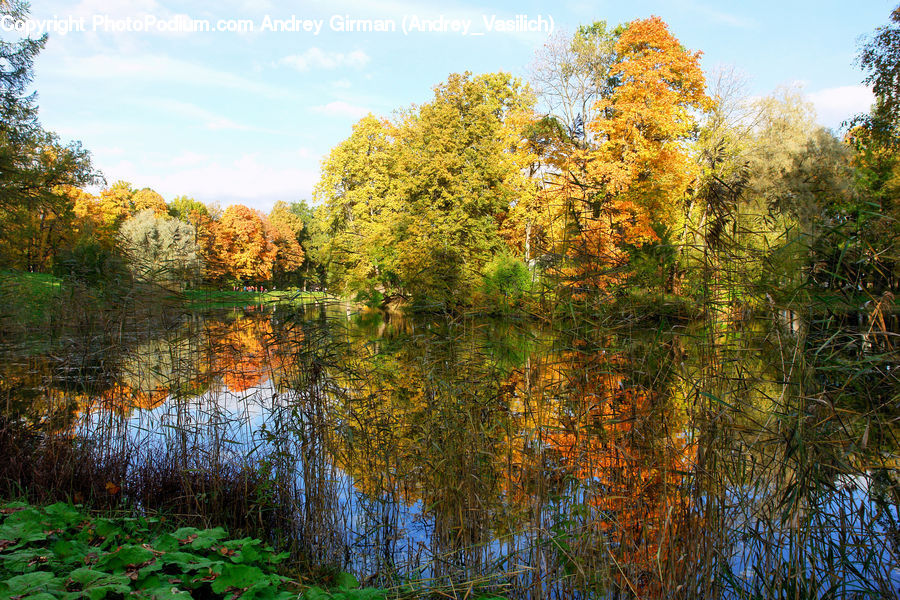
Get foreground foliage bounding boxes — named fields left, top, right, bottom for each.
left=0, top=501, right=296, bottom=599
left=0, top=501, right=511, bottom=600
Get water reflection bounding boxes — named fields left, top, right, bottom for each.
left=1, top=302, right=898, bottom=598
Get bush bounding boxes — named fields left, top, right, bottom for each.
left=481, top=254, right=531, bottom=303
left=52, top=239, right=129, bottom=291
left=354, top=288, right=384, bottom=309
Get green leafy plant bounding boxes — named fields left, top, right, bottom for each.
left=0, top=501, right=296, bottom=600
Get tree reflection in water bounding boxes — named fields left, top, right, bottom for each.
left=1, top=304, right=897, bottom=598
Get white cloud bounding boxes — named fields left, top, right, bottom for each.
left=147, top=99, right=259, bottom=132
left=53, top=54, right=291, bottom=98
left=165, top=151, right=210, bottom=168
left=100, top=153, right=320, bottom=210
left=280, top=48, right=371, bottom=71
left=807, top=85, right=874, bottom=130
left=311, top=100, right=371, bottom=119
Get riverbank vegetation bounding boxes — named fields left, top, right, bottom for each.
left=0, top=501, right=298, bottom=599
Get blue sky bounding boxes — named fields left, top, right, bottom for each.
left=12, top=0, right=894, bottom=211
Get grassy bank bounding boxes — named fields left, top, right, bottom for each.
left=0, top=269, right=330, bottom=314
left=181, top=289, right=328, bottom=310
left=0, top=270, right=65, bottom=328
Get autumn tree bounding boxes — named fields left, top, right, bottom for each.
left=166, top=195, right=218, bottom=277
left=0, top=1, right=96, bottom=271
left=393, top=72, right=536, bottom=304
left=208, top=204, right=277, bottom=284
left=856, top=6, right=900, bottom=141
left=315, top=114, right=401, bottom=299
left=0, top=1, right=95, bottom=218
left=66, top=186, right=104, bottom=239
left=519, top=23, right=625, bottom=297
left=565, top=16, right=711, bottom=295
left=845, top=5, right=900, bottom=292
left=267, top=200, right=305, bottom=286
left=530, top=21, right=620, bottom=140
left=48, top=186, right=130, bottom=288
left=131, top=187, right=168, bottom=216
left=97, top=181, right=135, bottom=232
left=316, top=73, right=537, bottom=306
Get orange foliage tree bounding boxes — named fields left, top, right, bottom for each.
left=267, top=201, right=305, bottom=286
left=567, top=16, right=711, bottom=295
left=208, top=204, right=278, bottom=284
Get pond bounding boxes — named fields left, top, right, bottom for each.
left=1, top=300, right=898, bottom=598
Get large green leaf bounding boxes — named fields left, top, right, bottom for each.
left=66, top=567, right=132, bottom=600
left=0, top=570, right=63, bottom=596
left=334, top=572, right=359, bottom=590
left=96, top=544, right=156, bottom=572
left=211, top=563, right=266, bottom=594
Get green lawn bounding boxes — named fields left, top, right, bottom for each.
left=0, top=270, right=65, bottom=326
left=182, top=288, right=328, bottom=310
left=0, top=271, right=329, bottom=316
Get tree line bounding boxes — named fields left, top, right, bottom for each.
left=2, top=1, right=899, bottom=310
left=0, top=1, right=320, bottom=292
left=1, top=172, right=319, bottom=290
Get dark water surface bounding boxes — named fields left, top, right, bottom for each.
left=2, top=301, right=899, bottom=598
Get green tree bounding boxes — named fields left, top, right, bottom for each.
left=393, top=72, right=536, bottom=305
left=289, top=200, right=327, bottom=290
left=315, top=73, right=536, bottom=307
left=118, top=209, right=202, bottom=289
left=857, top=6, right=900, bottom=139
left=847, top=5, right=900, bottom=292
left=168, top=195, right=209, bottom=223
left=315, top=115, right=401, bottom=298
left=481, top=253, right=531, bottom=307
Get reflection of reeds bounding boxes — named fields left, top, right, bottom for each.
left=681, top=214, right=900, bottom=599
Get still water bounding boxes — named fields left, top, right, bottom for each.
left=2, top=301, right=898, bottom=598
